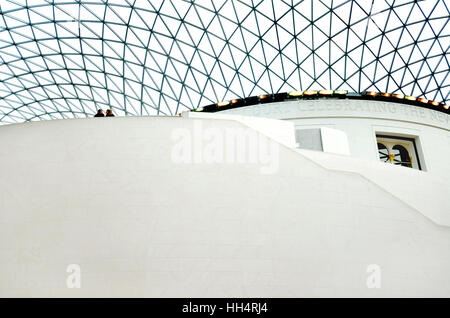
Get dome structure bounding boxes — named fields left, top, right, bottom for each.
left=1, top=1, right=450, bottom=299
left=0, top=0, right=449, bottom=124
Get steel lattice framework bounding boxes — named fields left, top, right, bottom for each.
left=0, top=0, right=449, bottom=124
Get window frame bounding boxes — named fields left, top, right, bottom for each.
left=376, top=134, right=422, bottom=170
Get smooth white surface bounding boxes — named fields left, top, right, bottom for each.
left=297, top=149, right=450, bottom=225
left=320, top=127, right=351, bottom=155
left=0, top=116, right=449, bottom=297
left=184, top=111, right=296, bottom=148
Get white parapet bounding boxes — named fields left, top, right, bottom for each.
left=183, top=111, right=296, bottom=149
left=295, top=127, right=351, bottom=155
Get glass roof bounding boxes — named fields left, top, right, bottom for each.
left=0, top=0, right=448, bottom=124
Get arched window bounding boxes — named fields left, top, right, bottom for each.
left=377, top=143, right=389, bottom=162
left=375, top=134, right=422, bottom=170
left=392, top=145, right=412, bottom=167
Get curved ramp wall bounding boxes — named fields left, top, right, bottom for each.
left=0, top=117, right=449, bottom=297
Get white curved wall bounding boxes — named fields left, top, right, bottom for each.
left=221, top=99, right=450, bottom=175
left=0, top=116, right=449, bottom=297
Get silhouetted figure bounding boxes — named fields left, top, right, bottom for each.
left=94, top=109, right=105, bottom=117
left=106, top=109, right=115, bottom=117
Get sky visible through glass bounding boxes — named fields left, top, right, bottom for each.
left=0, top=0, right=448, bottom=124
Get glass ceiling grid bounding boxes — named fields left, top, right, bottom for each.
left=0, top=0, right=448, bottom=124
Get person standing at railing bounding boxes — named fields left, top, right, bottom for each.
left=94, top=109, right=105, bottom=117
